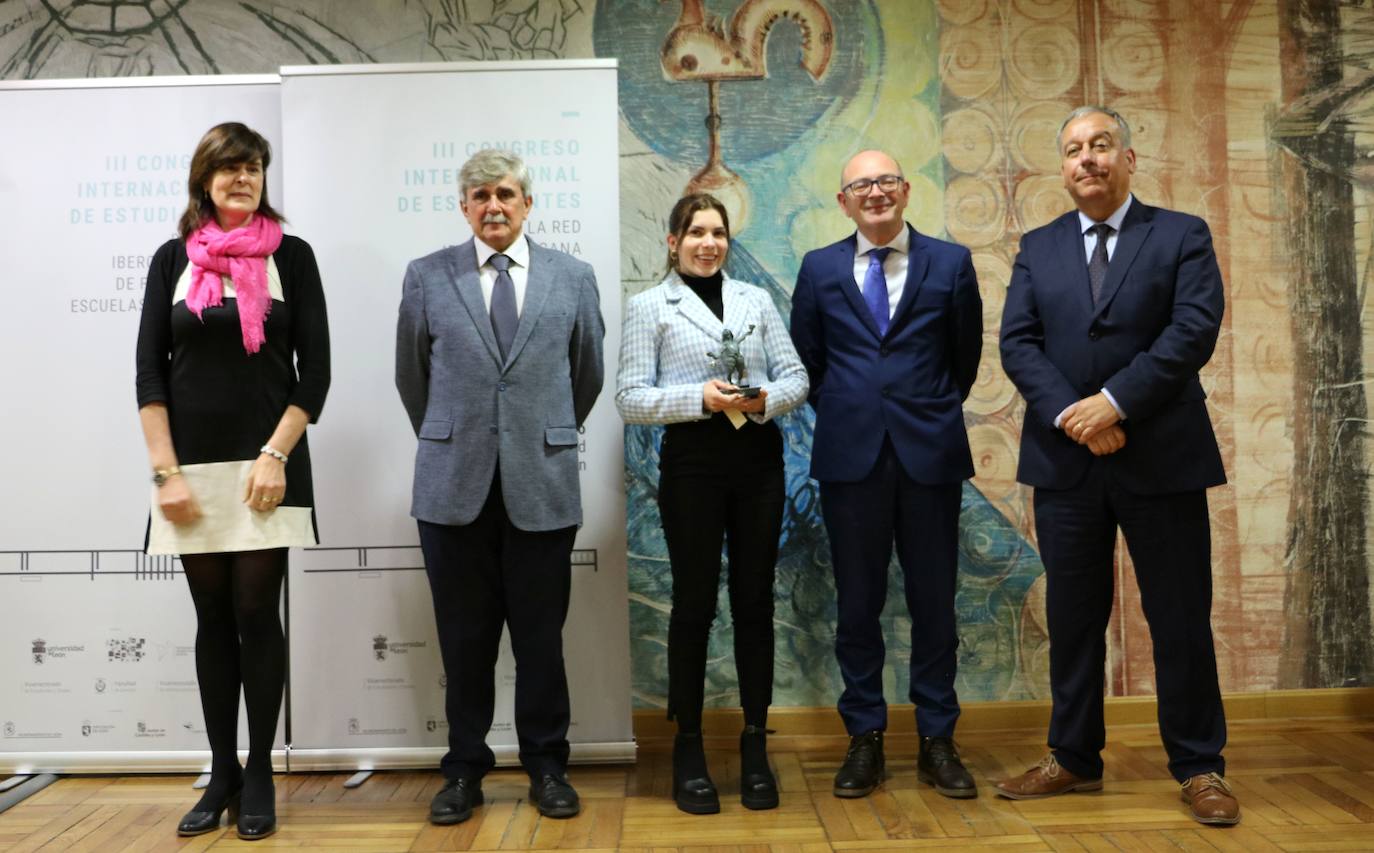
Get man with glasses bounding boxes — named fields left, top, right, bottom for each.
left=790, top=149, right=983, bottom=800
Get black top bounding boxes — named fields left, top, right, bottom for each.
left=679, top=270, right=724, bottom=320
left=135, top=234, right=330, bottom=510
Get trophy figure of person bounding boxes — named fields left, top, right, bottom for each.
left=708, top=324, right=759, bottom=397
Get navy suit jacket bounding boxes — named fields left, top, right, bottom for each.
left=999, top=200, right=1227, bottom=494
left=790, top=224, right=982, bottom=484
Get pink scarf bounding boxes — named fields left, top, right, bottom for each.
left=185, top=216, right=284, bottom=354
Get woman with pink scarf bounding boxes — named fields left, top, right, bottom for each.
left=135, top=122, right=329, bottom=842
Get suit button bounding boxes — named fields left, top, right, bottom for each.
left=881, top=388, right=891, bottom=398
left=1088, top=330, right=1100, bottom=341
left=879, top=346, right=889, bottom=356
left=498, top=382, right=507, bottom=391
left=489, top=427, right=498, bottom=434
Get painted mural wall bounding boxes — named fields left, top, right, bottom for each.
left=4, top=0, right=1370, bottom=710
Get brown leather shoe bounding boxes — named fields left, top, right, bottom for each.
left=1181, top=773, right=1240, bottom=826
left=994, top=754, right=1102, bottom=800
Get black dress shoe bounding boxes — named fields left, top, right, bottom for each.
left=235, top=811, right=276, bottom=841
left=918, top=736, right=977, bottom=799
left=235, top=771, right=277, bottom=841
left=672, top=732, right=720, bottom=815
left=739, top=725, right=779, bottom=810
left=176, top=786, right=241, bottom=836
left=833, top=730, right=884, bottom=798
left=430, top=777, right=484, bottom=825
left=528, top=772, right=580, bottom=818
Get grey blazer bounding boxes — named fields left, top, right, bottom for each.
left=395, top=236, right=605, bottom=530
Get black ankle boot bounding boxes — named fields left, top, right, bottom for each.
left=672, top=732, right=720, bottom=815
left=176, top=774, right=242, bottom=837
left=236, top=765, right=277, bottom=840
left=740, top=725, right=779, bottom=810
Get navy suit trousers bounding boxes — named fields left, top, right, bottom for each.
left=418, top=472, right=576, bottom=782
left=1034, top=458, right=1226, bottom=782
left=820, top=438, right=962, bottom=737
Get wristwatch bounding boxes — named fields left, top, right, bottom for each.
left=151, top=466, right=181, bottom=487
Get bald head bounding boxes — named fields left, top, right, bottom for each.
left=841, top=150, right=903, bottom=190
left=837, top=149, right=910, bottom=245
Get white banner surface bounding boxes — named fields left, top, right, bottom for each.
left=0, top=77, right=284, bottom=771
left=279, top=61, right=631, bottom=768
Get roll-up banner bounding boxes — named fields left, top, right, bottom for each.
left=279, top=61, right=631, bottom=770
left=0, top=76, right=284, bottom=772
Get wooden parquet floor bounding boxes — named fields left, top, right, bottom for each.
left=3, top=718, right=1374, bottom=851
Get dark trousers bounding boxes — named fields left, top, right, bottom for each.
left=1034, top=458, right=1227, bottom=782
left=418, top=473, right=577, bottom=782
left=820, top=438, right=962, bottom=737
left=658, top=416, right=785, bottom=732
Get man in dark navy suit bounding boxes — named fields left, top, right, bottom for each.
left=996, top=106, right=1239, bottom=826
left=791, top=149, right=982, bottom=800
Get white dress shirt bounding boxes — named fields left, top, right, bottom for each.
left=473, top=233, right=530, bottom=315
left=852, top=226, right=911, bottom=319
left=1077, top=194, right=1133, bottom=266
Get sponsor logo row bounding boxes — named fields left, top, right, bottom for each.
left=30, top=637, right=193, bottom=664
left=3, top=719, right=199, bottom=740
left=28, top=634, right=429, bottom=665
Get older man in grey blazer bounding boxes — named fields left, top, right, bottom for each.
left=396, top=149, right=604, bottom=825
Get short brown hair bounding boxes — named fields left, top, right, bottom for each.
left=666, top=193, right=730, bottom=273
left=178, top=122, right=284, bottom=237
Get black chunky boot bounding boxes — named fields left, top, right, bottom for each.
left=739, top=725, right=779, bottom=810
left=672, top=732, right=720, bottom=815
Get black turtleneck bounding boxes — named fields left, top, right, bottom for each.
left=680, top=270, right=724, bottom=320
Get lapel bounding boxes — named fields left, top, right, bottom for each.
left=887, top=224, right=929, bottom=334
left=1093, top=200, right=1152, bottom=316
left=502, top=237, right=549, bottom=370
left=445, top=239, right=502, bottom=367
left=1053, top=213, right=1096, bottom=318
left=663, top=272, right=725, bottom=340
left=832, top=235, right=883, bottom=341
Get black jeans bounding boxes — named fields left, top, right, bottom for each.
left=658, top=414, right=785, bottom=731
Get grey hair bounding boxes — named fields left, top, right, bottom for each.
left=1057, top=105, right=1132, bottom=152
left=459, top=148, right=531, bottom=197
left=839, top=150, right=905, bottom=190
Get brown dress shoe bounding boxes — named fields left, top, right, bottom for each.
left=1181, top=773, right=1240, bottom=825
left=994, top=754, right=1102, bottom=800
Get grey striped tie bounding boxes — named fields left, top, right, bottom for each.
left=489, top=252, right=517, bottom=361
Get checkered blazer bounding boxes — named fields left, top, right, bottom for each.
left=615, top=272, right=808, bottom=425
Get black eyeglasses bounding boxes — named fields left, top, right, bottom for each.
left=842, top=174, right=904, bottom=197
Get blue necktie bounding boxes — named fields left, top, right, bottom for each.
left=489, top=253, right=517, bottom=361
left=863, top=247, right=892, bottom=336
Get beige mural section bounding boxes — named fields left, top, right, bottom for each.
left=939, top=0, right=1294, bottom=696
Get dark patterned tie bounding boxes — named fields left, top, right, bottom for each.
left=489, top=252, right=517, bottom=361
left=863, top=247, right=892, bottom=335
left=1087, top=223, right=1113, bottom=305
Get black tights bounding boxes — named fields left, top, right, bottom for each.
left=658, top=418, right=784, bottom=735
left=181, top=548, right=286, bottom=814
